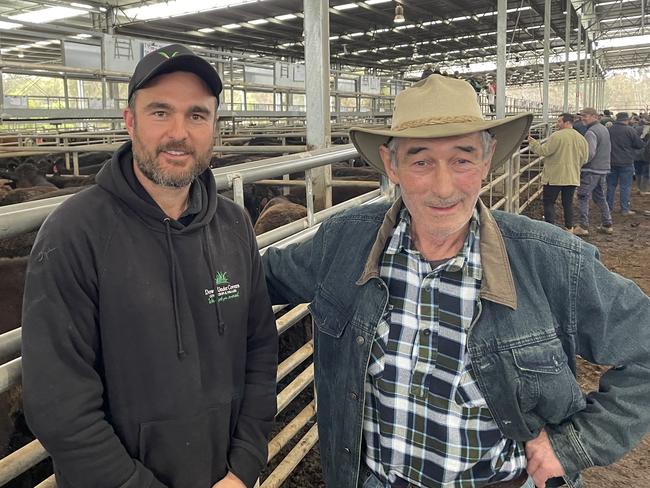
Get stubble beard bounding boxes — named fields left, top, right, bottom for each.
left=132, top=130, right=212, bottom=188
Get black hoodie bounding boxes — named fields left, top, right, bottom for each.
left=22, top=142, right=278, bottom=488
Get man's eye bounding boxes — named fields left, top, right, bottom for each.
left=153, top=111, right=166, bottom=117
left=191, top=113, right=206, bottom=121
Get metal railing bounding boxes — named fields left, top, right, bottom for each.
left=0, top=129, right=551, bottom=486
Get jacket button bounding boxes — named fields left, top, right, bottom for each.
left=350, top=391, right=358, bottom=401
left=375, top=282, right=382, bottom=289
left=344, top=447, right=351, bottom=454
left=356, top=335, right=365, bottom=345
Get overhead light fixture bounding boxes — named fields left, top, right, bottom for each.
left=18, top=51, right=25, bottom=58
left=223, top=23, right=241, bottom=29
left=70, top=2, right=92, bottom=8
left=394, top=4, right=405, bottom=23
left=334, top=3, right=358, bottom=10
left=249, top=18, right=269, bottom=25
left=366, top=0, right=391, bottom=4
left=275, top=13, right=297, bottom=20
left=198, top=27, right=215, bottom=33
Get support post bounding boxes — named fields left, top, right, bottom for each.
left=576, top=23, right=581, bottom=109
left=496, top=0, right=507, bottom=119
left=542, top=0, right=551, bottom=124
left=582, top=36, right=588, bottom=106
left=304, top=0, right=332, bottom=211
left=563, top=3, right=571, bottom=112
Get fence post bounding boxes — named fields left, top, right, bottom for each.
left=72, top=152, right=79, bottom=176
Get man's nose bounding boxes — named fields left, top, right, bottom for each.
left=430, top=164, right=456, bottom=198
left=166, top=114, right=189, bottom=140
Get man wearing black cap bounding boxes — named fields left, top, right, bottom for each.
left=21, top=44, right=278, bottom=488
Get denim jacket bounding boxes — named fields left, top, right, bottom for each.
left=264, top=198, right=650, bottom=488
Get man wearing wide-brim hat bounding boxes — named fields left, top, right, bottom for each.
left=263, top=75, right=650, bottom=488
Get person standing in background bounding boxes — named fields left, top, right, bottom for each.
left=607, top=112, right=645, bottom=215
left=528, top=113, right=588, bottom=231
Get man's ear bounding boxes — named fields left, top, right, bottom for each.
left=124, top=108, right=135, bottom=138
left=379, top=144, right=400, bottom=185
left=482, top=140, right=496, bottom=179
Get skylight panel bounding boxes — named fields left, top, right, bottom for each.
left=275, top=14, right=297, bottom=20
left=334, top=3, right=359, bottom=10
left=9, top=6, right=86, bottom=23
left=124, top=0, right=256, bottom=22
left=0, top=20, right=22, bottom=29
left=596, top=34, right=650, bottom=49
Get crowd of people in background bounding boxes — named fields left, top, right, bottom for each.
left=528, top=105, right=650, bottom=236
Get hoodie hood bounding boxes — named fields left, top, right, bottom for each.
left=96, top=140, right=218, bottom=233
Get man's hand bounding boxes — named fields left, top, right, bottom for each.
left=527, top=135, right=535, bottom=143
left=525, top=429, right=566, bottom=488
left=212, top=472, right=246, bottom=488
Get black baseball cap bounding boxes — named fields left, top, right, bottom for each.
left=128, top=44, right=223, bottom=103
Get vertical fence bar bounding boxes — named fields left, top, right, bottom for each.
left=512, top=151, right=521, bottom=214
left=232, top=175, right=245, bottom=209
left=305, top=169, right=316, bottom=227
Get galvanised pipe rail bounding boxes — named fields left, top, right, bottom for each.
left=0, top=144, right=359, bottom=240
left=0, top=144, right=307, bottom=158
left=0, top=328, right=21, bottom=365
left=0, top=439, right=48, bottom=486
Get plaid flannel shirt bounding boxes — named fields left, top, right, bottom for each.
left=362, top=207, right=526, bottom=487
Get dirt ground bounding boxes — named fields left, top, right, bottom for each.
left=271, top=190, right=650, bottom=488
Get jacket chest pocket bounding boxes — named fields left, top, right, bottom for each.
left=512, top=337, right=584, bottom=424
left=309, top=291, right=350, bottom=338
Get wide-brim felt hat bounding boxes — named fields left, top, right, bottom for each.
left=349, top=74, right=532, bottom=174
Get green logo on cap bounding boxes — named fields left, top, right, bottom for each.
left=159, top=51, right=179, bottom=59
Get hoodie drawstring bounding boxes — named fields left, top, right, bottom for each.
left=202, top=227, right=226, bottom=335
left=164, top=218, right=186, bottom=357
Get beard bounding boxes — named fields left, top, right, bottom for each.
left=132, top=132, right=212, bottom=188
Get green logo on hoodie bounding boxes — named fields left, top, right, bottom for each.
left=205, top=271, right=240, bottom=305
left=215, top=271, right=229, bottom=285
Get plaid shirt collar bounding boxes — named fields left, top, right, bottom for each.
left=384, top=205, right=482, bottom=281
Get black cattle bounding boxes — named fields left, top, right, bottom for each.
left=13, top=163, right=55, bottom=189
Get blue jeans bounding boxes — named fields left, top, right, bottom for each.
left=634, top=160, right=650, bottom=192
left=577, top=172, right=612, bottom=227
left=607, top=165, right=635, bottom=212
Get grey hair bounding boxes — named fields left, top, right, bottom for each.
left=386, top=130, right=496, bottom=169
